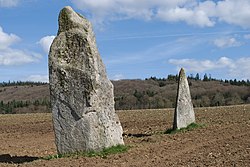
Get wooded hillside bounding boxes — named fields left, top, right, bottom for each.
left=0, top=76, right=250, bottom=114
left=113, top=76, right=250, bottom=110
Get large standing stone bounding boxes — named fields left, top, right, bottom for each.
left=173, top=68, right=195, bottom=130
left=49, top=6, right=124, bottom=154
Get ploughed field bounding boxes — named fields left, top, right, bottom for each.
left=0, top=105, right=250, bottom=167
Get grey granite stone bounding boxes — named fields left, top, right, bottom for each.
left=173, top=68, right=195, bottom=130
left=49, top=6, right=124, bottom=154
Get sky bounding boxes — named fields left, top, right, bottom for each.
left=1, top=0, right=250, bottom=82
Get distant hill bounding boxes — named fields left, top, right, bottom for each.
left=113, top=77, right=250, bottom=110
left=0, top=77, right=250, bottom=114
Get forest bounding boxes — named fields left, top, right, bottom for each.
left=0, top=74, right=250, bottom=114
left=113, top=74, right=250, bottom=110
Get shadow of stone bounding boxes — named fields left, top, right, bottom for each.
left=0, top=154, right=39, bottom=164
left=123, top=133, right=151, bottom=138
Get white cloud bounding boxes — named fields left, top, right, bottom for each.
left=216, top=0, right=250, bottom=29
left=169, top=57, right=233, bottom=72
left=111, top=74, right=124, bottom=81
left=0, top=26, right=42, bottom=65
left=26, top=74, right=49, bottom=83
left=0, top=48, right=41, bottom=65
left=71, top=0, right=250, bottom=28
left=230, top=57, right=250, bottom=80
left=0, top=0, right=19, bottom=7
left=197, top=1, right=217, bottom=17
left=157, top=7, right=214, bottom=27
left=169, top=56, right=250, bottom=79
left=38, top=35, right=55, bottom=54
left=71, top=0, right=212, bottom=27
left=0, top=26, right=20, bottom=50
left=213, top=37, right=242, bottom=48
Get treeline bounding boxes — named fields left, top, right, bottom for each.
left=114, top=75, right=250, bottom=110
left=0, top=99, right=50, bottom=114
left=0, top=75, right=250, bottom=113
left=187, top=73, right=250, bottom=86
left=147, top=74, right=250, bottom=86
left=0, top=81, right=47, bottom=87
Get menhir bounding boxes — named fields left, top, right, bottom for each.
left=49, top=6, right=124, bottom=154
left=173, top=68, right=195, bottom=130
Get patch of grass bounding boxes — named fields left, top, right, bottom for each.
left=165, top=123, right=204, bottom=134
left=43, top=144, right=129, bottom=160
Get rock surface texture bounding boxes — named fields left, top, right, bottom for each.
left=49, top=6, right=124, bottom=154
left=173, top=68, right=195, bottom=130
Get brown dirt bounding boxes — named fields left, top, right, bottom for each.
left=0, top=105, right=250, bottom=167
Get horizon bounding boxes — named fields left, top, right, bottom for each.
left=1, top=0, right=250, bottom=82
left=1, top=72, right=250, bottom=83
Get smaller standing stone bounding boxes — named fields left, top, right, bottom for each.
left=173, top=68, right=195, bottom=130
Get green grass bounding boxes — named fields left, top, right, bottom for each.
left=165, top=123, right=204, bottom=134
left=43, top=144, right=129, bottom=160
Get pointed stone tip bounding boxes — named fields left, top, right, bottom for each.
left=63, top=6, right=74, bottom=11
left=60, top=6, right=75, bottom=17
left=58, top=6, right=89, bottom=34
left=179, top=68, right=185, bottom=76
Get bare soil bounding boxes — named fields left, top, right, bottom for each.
left=0, top=105, right=250, bottom=167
